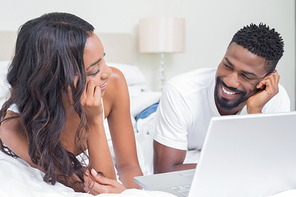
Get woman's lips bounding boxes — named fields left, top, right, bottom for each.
left=100, top=81, right=108, bottom=91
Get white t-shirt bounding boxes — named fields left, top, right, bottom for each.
left=153, top=68, right=290, bottom=152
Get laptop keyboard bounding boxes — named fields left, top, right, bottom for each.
left=170, top=184, right=190, bottom=196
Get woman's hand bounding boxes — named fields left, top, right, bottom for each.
left=80, top=80, right=103, bottom=124
left=84, top=169, right=126, bottom=195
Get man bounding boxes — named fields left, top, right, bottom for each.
left=153, top=23, right=290, bottom=173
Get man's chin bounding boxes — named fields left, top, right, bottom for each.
left=214, top=78, right=248, bottom=111
left=217, top=96, right=244, bottom=111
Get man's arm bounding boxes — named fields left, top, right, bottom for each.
left=153, top=140, right=196, bottom=173
left=152, top=82, right=195, bottom=173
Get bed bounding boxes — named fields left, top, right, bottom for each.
left=2, top=32, right=294, bottom=197
left=0, top=31, right=164, bottom=197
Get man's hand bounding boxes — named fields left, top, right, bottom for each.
left=246, top=70, right=280, bottom=114
left=84, top=169, right=126, bottom=195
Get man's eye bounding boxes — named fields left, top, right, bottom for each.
left=224, top=63, right=232, bottom=69
left=242, top=74, right=252, bottom=80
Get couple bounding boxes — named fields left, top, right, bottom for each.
left=0, top=12, right=289, bottom=196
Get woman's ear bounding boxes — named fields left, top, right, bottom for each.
left=64, top=74, right=79, bottom=105
left=74, top=74, right=79, bottom=89
left=67, top=85, right=74, bottom=105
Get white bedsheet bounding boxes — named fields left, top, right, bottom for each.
left=1, top=149, right=295, bottom=197
left=0, top=151, right=176, bottom=197
left=267, top=190, right=296, bottom=197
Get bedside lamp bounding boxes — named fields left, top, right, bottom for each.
left=138, top=17, right=185, bottom=89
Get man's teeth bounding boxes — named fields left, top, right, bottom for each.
left=222, top=86, right=235, bottom=95
left=100, top=82, right=107, bottom=88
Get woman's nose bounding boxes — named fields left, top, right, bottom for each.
left=101, top=64, right=112, bottom=79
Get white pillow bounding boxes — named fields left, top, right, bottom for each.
left=0, top=60, right=10, bottom=107
left=0, top=60, right=10, bottom=74
left=107, top=62, right=146, bottom=86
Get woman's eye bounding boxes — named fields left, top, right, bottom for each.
left=90, top=69, right=100, bottom=76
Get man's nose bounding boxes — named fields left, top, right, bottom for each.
left=224, top=72, right=240, bottom=89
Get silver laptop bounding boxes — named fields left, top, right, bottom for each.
left=134, top=111, right=296, bottom=197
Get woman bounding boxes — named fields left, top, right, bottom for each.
left=0, top=12, right=142, bottom=193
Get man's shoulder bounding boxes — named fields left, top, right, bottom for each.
left=264, top=83, right=290, bottom=111
left=168, top=67, right=216, bottom=81
left=165, top=67, right=216, bottom=94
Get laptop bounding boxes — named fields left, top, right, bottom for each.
left=134, top=111, right=296, bottom=197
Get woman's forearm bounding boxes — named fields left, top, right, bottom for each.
left=87, top=119, right=116, bottom=180
left=117, top=165, right=143, bottom=189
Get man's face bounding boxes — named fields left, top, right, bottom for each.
left=215, top=42, right=268, bottom=115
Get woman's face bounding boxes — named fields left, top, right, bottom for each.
left=83, top=33, right=112, bottom=97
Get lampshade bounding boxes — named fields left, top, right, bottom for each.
left=139, top=17, right=185, bottom=53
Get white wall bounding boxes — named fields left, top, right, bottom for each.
left=1, top=0, right=295, bottom=109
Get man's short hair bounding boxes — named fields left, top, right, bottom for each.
left=231, top=23, right=284, bottom=73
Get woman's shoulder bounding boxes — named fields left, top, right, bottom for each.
left=109, top=67, right=126, bottom=83
left=103, top=67, right=130, bottom=117
left=106, top=67, right=128, bottom=95
left=1, top=103, right=22, bottom=142
left=0, top=111, right=23, bottom=148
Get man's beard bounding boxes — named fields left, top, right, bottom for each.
left=215, top=77, right=248, bottom=111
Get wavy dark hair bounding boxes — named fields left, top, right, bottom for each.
left=230, top=23, right=284, bottom=73
left=0, top=12, right=94, bottom=188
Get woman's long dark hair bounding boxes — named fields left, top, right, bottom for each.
left=0, top=12, right=94, bottom=187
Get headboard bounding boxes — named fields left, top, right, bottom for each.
left=0, top=31, right=134, bottom=65
left=0, top=31, right=17, bottom=61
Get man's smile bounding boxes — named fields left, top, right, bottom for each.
left=222, top=86, right=235, bottom=95
left=215, top=77, right=248, bottom=111
left=219, top=80, right=243, bottom=101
